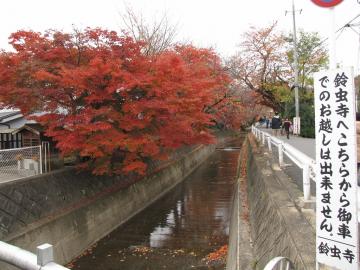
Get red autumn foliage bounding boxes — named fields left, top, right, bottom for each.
left=0, top=28, right=230, bottom=175
left=204, top=245, right=228, bottom=265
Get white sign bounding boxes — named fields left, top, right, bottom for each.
left=314, top=67, right=358, bottom=269
left=293, top=117, right=301, bottom=135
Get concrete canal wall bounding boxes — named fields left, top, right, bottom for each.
left=226, top=143, right=253, bottom=270
left=227, top=134, right=316, bottom=270
left=0, top=143, right=217, bottom=269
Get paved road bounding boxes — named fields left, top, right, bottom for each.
left=257, top=127, right=317, bottom=196
left=260, top=127, right=315, bottom=160
left=256, top=127, right=360, bottom=224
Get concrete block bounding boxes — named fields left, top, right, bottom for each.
left=298, top=196, right=316, bottom=211
left=37, top=243, right=54, bottom=266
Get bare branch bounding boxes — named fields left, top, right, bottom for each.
left=120, top=6, right=178, bottom=55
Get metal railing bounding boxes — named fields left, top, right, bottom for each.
left=0, top=241, right=70, bottom=270
left=263, top=257, right=295, bottom=270
left=253, top=125, right=360, bottom=222
left=252, top=126, right=315, bottom=201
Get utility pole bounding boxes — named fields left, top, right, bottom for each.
left=286, top=0, right=302, bottom=134
left=292, top=0, right=300, bottom=119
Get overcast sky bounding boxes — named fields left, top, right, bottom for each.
left=1, top=0, right=359, bottom=73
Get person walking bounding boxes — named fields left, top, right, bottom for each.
left=271, top=112, right=282, bottom=136
left=283, top=118, right=292, bottom=139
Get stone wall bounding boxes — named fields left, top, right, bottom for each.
left=246, top=134, right=316, bottom=269
left=0, top=143, right=216, bottom=269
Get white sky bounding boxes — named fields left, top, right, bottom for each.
left=1, top=0, right=360, bottom=73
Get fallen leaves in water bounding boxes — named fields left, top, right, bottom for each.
left=239, top=140, right=250, bottom=222
left=126, top=246, right=191, bottom=258
left=131, top=246, right=153, bottom=254
left=66, top=243, right=98, bottom=269
left=203, top=245, right=228, bottom=265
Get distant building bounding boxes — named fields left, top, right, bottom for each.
left=0, top=111, right=47, bottom=149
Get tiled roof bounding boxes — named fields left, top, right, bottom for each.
left=0, top=111, right=21, bottom=121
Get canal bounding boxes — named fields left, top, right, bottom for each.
left=70, top=137, right=243, bottom=270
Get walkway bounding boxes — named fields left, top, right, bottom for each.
left=257, top=127, right=360, bottom=205
left=256, top=127, right=317, bottom=197
left=260, top=127, right=315, bottom=160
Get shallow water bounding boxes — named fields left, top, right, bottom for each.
left=71, top=137, right=243, bottom=270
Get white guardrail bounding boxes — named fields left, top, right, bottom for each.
left=263, top=257, right=295, bottom=270
left=0, top=241, right=70, bottom=270
left=252, top=125, right=360, bottom=222
left=251, top=125, right=315, bottom=201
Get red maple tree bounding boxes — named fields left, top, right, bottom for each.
left=0, top=28, right=230, bottom=175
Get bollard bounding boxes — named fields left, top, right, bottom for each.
left=267, top=137, right=272, bottom=152
left=302, top=164, right=311, bottom=201
left=278, top=143, right=284, bottom=166
left=37, top=243, right=53, bottom=266
left=262, top=132, right=265, bottom=145
left=0, top=241, right=70, bottom=270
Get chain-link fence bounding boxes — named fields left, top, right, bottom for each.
left=0, top=145, right=42, bottom=182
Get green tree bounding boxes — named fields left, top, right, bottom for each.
left=228, top=26, right=327, bottom=135
left=285, top=31, right=328, bottom=138
left=286, top=31, right=328, bottom=89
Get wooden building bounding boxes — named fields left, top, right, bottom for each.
left=0, top=111, right=43, bottom=149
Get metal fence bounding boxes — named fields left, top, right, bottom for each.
left=0, top=145, right=42, bottom=182
left=252, top=126, right=315, bottom=201
left=252, top=125, right=360, bottom=223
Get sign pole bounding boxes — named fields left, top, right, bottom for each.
left=329, top=7, right=337, bottom=69
left=329, top=9, right=336, bottom=270
left=311, top=3, right=354, bottom=270
left=314, top=67, right=359, bottom=270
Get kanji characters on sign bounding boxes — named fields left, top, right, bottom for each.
left=314, top=68, right=358, bottom=270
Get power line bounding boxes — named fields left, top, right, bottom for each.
left=318, top=13, right=360, bottom=47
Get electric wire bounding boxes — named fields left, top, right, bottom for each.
left=318, top=13, right=360, bottom=47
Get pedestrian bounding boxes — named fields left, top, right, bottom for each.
left=283, top=118, right=292, bottom=139
left=266, top=117, right=270, bottom=128
left=271, top=112, right=282, bottom=137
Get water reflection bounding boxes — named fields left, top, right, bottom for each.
left=71, top=138, right=243, bottom=270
